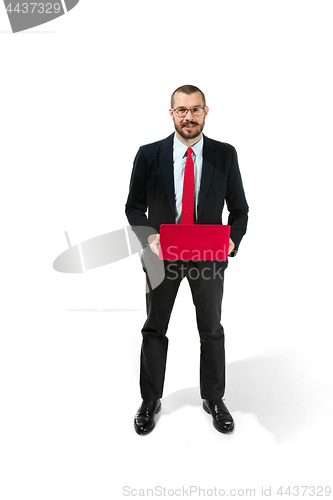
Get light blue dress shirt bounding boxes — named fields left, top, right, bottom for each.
left=173, top=134, right=204, bottom=224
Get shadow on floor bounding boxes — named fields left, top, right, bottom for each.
left=160, top=351, right=332, bottom=444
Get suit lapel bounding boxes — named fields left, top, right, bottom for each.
left=197, top=135, right=215, bottom=218
left=159, top=133, right=176, bottom=218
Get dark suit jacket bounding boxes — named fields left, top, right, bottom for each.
left=125, top=133, right=248, bottom=269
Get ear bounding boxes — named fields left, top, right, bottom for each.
left=204, top=106, right=209, bottom=118
left=169, top=108, right=175, bottom=120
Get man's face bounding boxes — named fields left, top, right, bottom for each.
left=169, top=91, right=209, bottom=142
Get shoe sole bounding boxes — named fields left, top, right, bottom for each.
left=134, top=401, right=162, bottom=436
left=203, top=403, right=235, bottom=434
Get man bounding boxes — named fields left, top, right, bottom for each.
left=125, top=85, right=248, bottom=435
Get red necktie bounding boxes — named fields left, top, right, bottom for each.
left=180, top=147, right=195, bottom=224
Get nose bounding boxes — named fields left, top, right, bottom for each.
left=184, top=109, right=194, bottom=120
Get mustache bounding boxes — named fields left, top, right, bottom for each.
left=181, top=121, right=198, bottom=127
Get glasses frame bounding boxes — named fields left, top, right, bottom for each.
left=171, top=106, right=206, bottom=117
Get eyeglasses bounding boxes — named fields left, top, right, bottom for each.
left=171, top=106, right=206, bottom=117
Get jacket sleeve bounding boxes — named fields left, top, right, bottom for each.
left=226, top=147, right=249, bottom=257
left=125, top=147, right=158, bottom=248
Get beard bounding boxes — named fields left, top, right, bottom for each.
left=174, top=118, right=205, bottom=140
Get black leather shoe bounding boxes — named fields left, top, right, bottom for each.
left=203, top=399, right=234, bottom=433
left=134, top=400, right=161, bottom=435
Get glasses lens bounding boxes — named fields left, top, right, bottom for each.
left=175, top=107, right=204, bottom=116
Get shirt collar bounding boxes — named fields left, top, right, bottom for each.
left=174, top=134, right=204, bottom=159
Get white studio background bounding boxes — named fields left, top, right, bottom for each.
left=0, top=1, right=332, bottom=499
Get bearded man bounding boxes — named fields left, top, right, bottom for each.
left=125, top=85, right=249, bottom=435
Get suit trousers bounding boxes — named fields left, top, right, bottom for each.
left=140, top=259, right=226, bottom=402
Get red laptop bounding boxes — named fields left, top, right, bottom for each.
left=159, top=224, right=231, bottom=261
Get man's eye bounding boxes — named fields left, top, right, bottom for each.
left=192, top=108, right=199, bottom=113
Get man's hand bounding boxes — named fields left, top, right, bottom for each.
left=228, top=238, right=235, bottom=255
left=148, top=234, right=160, bottom=256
